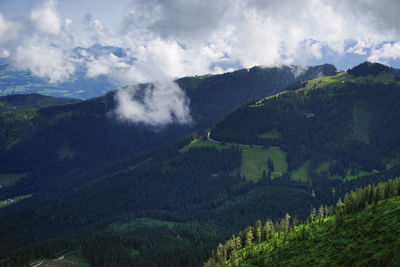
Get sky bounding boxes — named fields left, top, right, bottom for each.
left=1, top=0, right=400, bottom=125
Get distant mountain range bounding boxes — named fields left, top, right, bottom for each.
left=0, top=44, right=127, bottom=99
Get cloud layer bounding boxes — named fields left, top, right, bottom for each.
left=2, top=0, right=400, bottom=125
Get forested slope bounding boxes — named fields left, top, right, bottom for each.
left=3, top=63, right=400, bottom=267
left=206, top=178, right=400, bottom=267
left=0, top=64, right=335, bottom=173
left=211, top=62, right=400, bottom=180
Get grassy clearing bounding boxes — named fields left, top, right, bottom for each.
left=241, top=146, right=287, bottom=182
left=181, top=137, right=289, bottom=182
left=179, top=138, right=231, bottom=152
left=290, top=160, right=311, bottom=182
left=0, top=194, right=32, bottom=208
left=30, top=250, right=90, bottom=267
left=316, top=161, right=374, bottom=181
left=0, top=173, right=26, bottom=186
left=303, top=72, right=346, bottom=90
left=109, top=218, right=176, bottom=233
left=343, top=168, right=374, bottom=181
left=254, top=72, right=346, bottom=106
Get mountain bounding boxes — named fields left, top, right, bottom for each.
left=0, top=94, right=81, bottom=114
left=210, top=62, right=400, bottom=183
left=0, top=42, right=335, bottom=100
left=206, top=178, right=400, bottom=266
left=2, top=62, right=400, bottom=267
left=0, top=64, right=335, bottom=173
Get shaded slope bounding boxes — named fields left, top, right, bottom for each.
left=0, top=64, right=336, bottom=173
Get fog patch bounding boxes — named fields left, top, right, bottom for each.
left=290, top=65, right=309, bottom=78
left=114, top=82, right=192, bottom=127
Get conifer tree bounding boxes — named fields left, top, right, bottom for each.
left=318, top=206, right=324, bottom=222
left=309, top=208, right=316, bottom=223
left=255, top=220, right=262, bottom=245
left=245, top=228, right=254, bottom=247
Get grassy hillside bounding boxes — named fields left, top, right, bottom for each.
left=180, top=136, right=287, bottom=182
left=211, top=62, right=400, bottom=182
left=206, top=178, right=400, bottom=267
left=241, top=146, right=287, bottom=181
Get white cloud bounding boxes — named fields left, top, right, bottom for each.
left=12, top=37, right=76, bottom=83
left=368, top=42, right=400, bottom=63
left=0, top=13, right=19, bottom=44
left=86, top=53, right=130, bottom=78
left=0, top=49, right=10, bottom=58
left=65, top=18, right=72, bottom=28
left=30, top=0, right=61, bottom=35
left=115, top=82, right=192, bottom=126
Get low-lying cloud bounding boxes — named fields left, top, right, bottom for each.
left=114, top=82, right=192, bottom=126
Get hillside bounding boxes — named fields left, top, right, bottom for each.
left=211, top=62, right=400, bottom=183
left=3, top=63, right=400, bottom=267
left=206, top=178, right=400, bottom=266
left=0, top=64, right=335, bottom=173
left=0, top=94, right=81, bottom=114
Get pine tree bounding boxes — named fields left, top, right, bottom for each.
left=234, top=236, right=242, bottom=251
left=255, top=220, right=262, bottom=245
left=263, top=219, right=275, bottom=241
left=245, top=228, right=254, bottom=247
left=309, top=208, right=316, bottom=223
left=216, top=243, right=225, bottom=265
left=318, top=206, right=324, bottom=222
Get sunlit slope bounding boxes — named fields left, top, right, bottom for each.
left=211, top=62, right=400, bottom=181
left=206, top=178, right=400, bottom=267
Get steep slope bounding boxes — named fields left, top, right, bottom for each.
left=0, top=94, right=81, bottom=114
left=206, top=178, right=400, bottom=267
left=211, top=62, right=400, bottom=182
left=0, top=64, right=335, bottom=173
